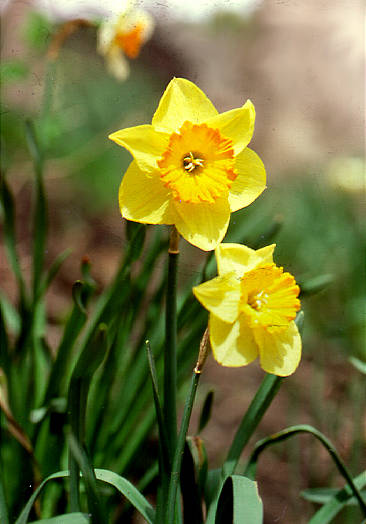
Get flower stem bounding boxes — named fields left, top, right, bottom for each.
left=163, top=227, right=180, bottom=461
left=165, top=370, right=201, bottom=524
left=165, top=329, right=209, bottom=523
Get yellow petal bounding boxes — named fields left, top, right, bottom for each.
left=119, top=160, right=174, bottom=224
left=193, top=273, right=241, bottom=323
left=254, top=321, right=302, bottom=376
left=173, top=198, right=230, bottom=251
left=216, top=243, right=276, bottom=277
left=228, top=147, right=266, bottom=212
left=205, top=100, right=255, bottom=155
left=152, top=78, right=218, bottom=133
left=209, top=314, right=258, bottom=367
left=109, top=125, right=169, bottom=173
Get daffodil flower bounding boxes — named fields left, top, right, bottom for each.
left=98, top=0, right=154, bottom=81
left=193, top=243, right=302, bottom=376
left=109, top=77, right=266, bottom=251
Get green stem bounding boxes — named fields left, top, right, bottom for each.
left=244, top=425, right=366, bottom=517
left=163, top=227, right=179, bottom=461
left=165, top=370, right=201, bottom=524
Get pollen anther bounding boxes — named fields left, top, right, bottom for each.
left=183, top=152, right=205, bottom=173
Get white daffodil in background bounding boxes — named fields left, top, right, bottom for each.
left=97, top=0, right=154, bottom=81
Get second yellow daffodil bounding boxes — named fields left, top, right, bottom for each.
left=109, top=78, right=266, bottom=251
left=193, top=243, right=302, bottom=376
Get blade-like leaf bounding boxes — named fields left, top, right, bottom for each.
left=244, top=425, right=366, bottom=517
left=15, top=469, right=155, bottom=524
left=180, top=439, right=204, bottom=524
left=302, top=487, right=366, bottom=506
left=0, top=465, right=9, bottom=524
left=30, top=513, right=89, bottom=523
left=68, top=434, right=103, bottom=524
left=308, top=471, right=366, bottom=523
left=25, top=119, right=47, bottom=302
left=198, top=390, right=214, bottom=434
left=215, top=475, right=263, bottom=524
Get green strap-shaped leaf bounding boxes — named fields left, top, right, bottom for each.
left=180, top=439, right=205, bottom=524
left=30, top=513, right=89, bottom=523
left=308, top=471, right=366, bottom=524
left=244, top=425, right=366, bottom=517
left=24, top=119, right=46, bottom=303
left=94, top=469, right=155, bottom=523
left=302, top=487, right=366, bottom=506
left=215, top=475, right=263, bottom=524
left=15, top=469, right=155, bottom=524
left=197, top=390, right=214, bottom=434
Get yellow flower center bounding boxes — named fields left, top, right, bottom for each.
left=157, top=121, right=237, bottom=204
left=240, top=264, right=300, bottom=330
left=114, top=23, right=145, bottom=59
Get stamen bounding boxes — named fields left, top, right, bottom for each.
left=183, top=152, right=204, bottom=173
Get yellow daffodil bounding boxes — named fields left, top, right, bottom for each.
left=193, top=243, right=302, bottom=376
left=109, top=77, right=266, bottom=250
left=98, top=0, right=154, bottom=81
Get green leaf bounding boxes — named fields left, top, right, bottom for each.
left=15, top=469, right=155, bottom=524
left=180, top=439, right=205, bottom=524
left=145, top=339, right=170, bottom=521
left=43, top=280, right=93, bottom=404
left=302, top=487, right=366, bottom=506
left=67, top=434, right=103, bottom=523
left=308, top=471, right=366, bottom=523
left=94, top=469, right=155, bottom=524
left=205, top=374, right=282, bottom=524
left=0, top=465, right=9, bottom=524
left=349, top=356, right=366, bottom=375
left=126, top=221, right=146, bottom=261
left=299, top=274, right=334, bottom=297
left=204, top=469, right=222, bottom=509
left=244, top=425, right=366, bottom=517
left=36, top=249, right=72, bottom=302
left=30, top=513, right=89, bottom=523
left=215, top=475, right=263, bottom=524
left=0, top=290, right=21, bottom=336
left=223, top=374, right=283, bottom=477
left=24, top=119, right=47, bottom=302
left=68, top=324, right=109, bottom=512
left=198, top=390, right=214, bottom=434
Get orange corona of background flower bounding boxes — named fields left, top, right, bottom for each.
left=98, top=1, right=154, bottom=81
left=193, top=243, right=302, bottom=375
left=109, top=77, right=266, bottom=250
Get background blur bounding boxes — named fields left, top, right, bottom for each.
left=1, top=0, right=365, bottom=522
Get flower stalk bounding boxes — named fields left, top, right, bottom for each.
left=163, top=226, right=180, bottom=461
left=165, top=329, right=208, bottom=523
